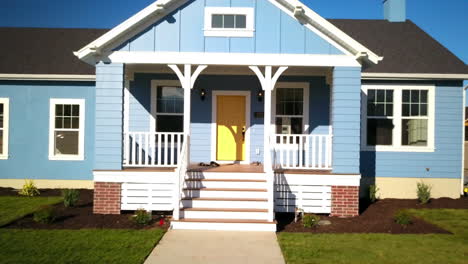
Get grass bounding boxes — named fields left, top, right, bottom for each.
left=278, top=209, right=468, bottom=264
left=0, top=229, right=165, bottom=264
left=0, top=196, right=63, bottom=226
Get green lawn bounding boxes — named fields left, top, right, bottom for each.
left=278, top=209, right=468, bottom=264
left=0, top=196, right=63, bottom=226
left=0, top=229, right=165, bottom=264
left=0, top=196, right=166, bottom=264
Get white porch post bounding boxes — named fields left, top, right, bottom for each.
left=250, top=65, right=288, bottom=222
left=168, top=64, right=207, bottom=220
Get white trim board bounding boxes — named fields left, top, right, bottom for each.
left=108, top=52, right=361, bottom=67
left=362, top=72, right=468, bottom=80
left=48, top=98, right=86, bottom=161
left=211, top=91, right=251, bottom=164
left=94, top=170, right=175, bottom=183
left=0, top=98, right=9, bottom=159
left=361, top=84, right=435, bottom=152
left=204, top=7, right=255, bottom=38
left=74, top=0, right=381, bottom=65
left=275, top=173, right=361, bottom=186
left=0, top=74, right=96, bottom=81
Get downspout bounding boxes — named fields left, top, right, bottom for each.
left=462, top=85, right=468, bottom=195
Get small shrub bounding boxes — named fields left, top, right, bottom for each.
left=303, top=214, right=320, bottom=228
left=130, top=209, right=152, bottom=226
left=33, top=205, right=56, bottom=224
left=369, top=184, right=380, bottom=203
left=417, top=182, right=431, bottom=204
left=18, top=180, right=40, bottom=197
left=62, top=189, right=80, bottom=207
left=394, top=210, right=412, bottom=226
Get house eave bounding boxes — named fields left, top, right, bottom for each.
left=0, top=74, right=96, bottom=82
left=362, top=72, right=468, bottom=81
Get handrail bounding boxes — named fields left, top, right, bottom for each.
left=173, top=135, right=189, bottom=221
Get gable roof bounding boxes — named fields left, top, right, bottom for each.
left=330, top=19, right=468, bottom=75
left=74, top=0, right=382, bottom=65
left=0, top=27, right=107, bottom=76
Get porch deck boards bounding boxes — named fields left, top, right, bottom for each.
left=187, top=164, right=264, bottom=173
left=122, top=167, right=176, bottom=172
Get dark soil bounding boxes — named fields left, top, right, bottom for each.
left=277, top=197, right=468, bottom=234
left=2, top=188, right=169, bottom=230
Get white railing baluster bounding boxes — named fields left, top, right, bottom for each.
left=318, top=135, right=323, bottom=169
left=157, top=134, right=162, bottom=166
left=131, top=132, right=136, bottom=166
left=311, top=135, right=316, bottom=169
left=298, top=135, right=303, bottom=168
left=164, top=133, right=168, bottom=166
left=170, top=134, right=175, bottom=165
left=145, top=133, right=149, bottom=166
left=305, top=136, right=310, bottom=168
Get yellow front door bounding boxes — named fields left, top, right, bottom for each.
left=216, top=95, right=246, bottom=161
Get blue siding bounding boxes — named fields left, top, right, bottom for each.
left=0, top=81, right=95, bottom=180
left=95, top=63, right=124, bottom=170
left=128, top=73, right=330, bottom=164
left=116, top=0, right=343, bottom=55
left=331, top=67, right=362, bottom=174
left=361, top=82, right=463, bottom=179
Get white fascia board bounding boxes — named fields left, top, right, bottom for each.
left=362, top=72, right=468, bottom=80
left=93, top=170, right=175, bottom=183
left=74, top=0, right=181, bottom=62
left=0, top=74, right=96, bottom=81
left=272, top=0, right=382, bottom=64
left=108, top=51, right=361, bottom=67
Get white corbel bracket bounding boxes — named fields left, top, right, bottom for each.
left=168, top=64, right=208, bottom=89
left=249, top=66, right=288, bottom=91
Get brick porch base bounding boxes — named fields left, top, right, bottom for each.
left=330, top=185, right=359, bottom=217
left=93, top=182, right=122, bottom=214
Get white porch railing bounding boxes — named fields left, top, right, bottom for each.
left=272, top=134, right=333, bottom=170
left=123, top=132, right=185, bottom=167
left=173, top=135, right=190, bottom=220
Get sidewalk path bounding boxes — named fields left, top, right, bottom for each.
left=144, top=230, right=285, bottom=264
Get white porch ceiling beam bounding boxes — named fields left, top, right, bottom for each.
left=109, top=51, right=361, bottom=67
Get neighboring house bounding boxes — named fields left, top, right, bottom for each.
left=0, top=0, right=467, bottom=231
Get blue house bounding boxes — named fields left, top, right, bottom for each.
left=1, top=0, right=467, bottom=231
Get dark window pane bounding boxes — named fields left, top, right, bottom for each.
left=72, top=105, right=80, bottom=116
left=367, top=103, right=375, bottom=116
left=367, top=90, right=375, bottom=103
left=275, top=117, right=302, bottom=134
left=402, top=104, right=410, bottom=117
left=235, top=15, right=246, bottom=28
left=212, top=15, right=223, bottom=28
left=411, top=90, right=420, bottom=103
left=402, top=119, right=427, bottom=146
left=367, top=119, right=393, bottom=146
left=56, top=104, right=63, bottom=116
left=294, top=102, right=303, bottom=116
left=156, top=115, right=183, bottom=132
left=157, top=86, right=183, bottom=114
left=55, top=131, right=79, bottom=155
left=386, top=90, right=394, bottom=103
left=291, top=118, right=303, bottom=134
left=411, top=104, right=419, bottom=116
left=0, top=104, right=3, bottom=114
left=386, top=104, right=393, bottom=116
left=420, top=104, right=427, bottom=116
left=64, top=117, right=72, bottom=129
left=376, top=90, right=385, bottom=102
left=421, top=90, right=428, bottom=103
left=55, top=117, right=63, bottom=129
left=402, top=90, right=410, bottom=103
left=224, top=15, right=235, bottom=28
left=64, top=105, right=71, bottom=116
left=0, top=130, right=3, bottom=154
left=375, top=104, right=384, bottom=116
left=71, top=117, right=80, bottom=129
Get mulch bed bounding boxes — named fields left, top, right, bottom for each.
left=277, top=197, right=468, bottom=234
left=1, top=188, right=169, bottom=230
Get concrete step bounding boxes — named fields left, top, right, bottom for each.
left=185, top=179, right=267, bottom=189
left=171, top=218, right=276, bottom=231
left=181, top=197, right=269, bottom=209
left=180, top=208, right=269, bottom=220
left=182, top=188, right=268, bottom=199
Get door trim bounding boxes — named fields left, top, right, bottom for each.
left=211, top=90, right=251, bottom=164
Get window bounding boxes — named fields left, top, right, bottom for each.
left=273, top=83, right=309, bottom=136
left=151, top=81, right=184, bottom=134
left=204, top=7, right=254, bottom=37
left=0, top=98, right=9, bottom=159
left=362, top=85, right=434, bottom=152
left=49, top=99, right=85, bottom=160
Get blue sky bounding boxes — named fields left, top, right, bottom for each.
left=1, top=0, right=467, bottom=92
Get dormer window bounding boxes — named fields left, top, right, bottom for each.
left=204, top=7, right=254, bottom=37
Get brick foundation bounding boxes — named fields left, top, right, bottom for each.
left=331, top=186, right=359, bottom=217
left=93, top=182, right=122, bottom=215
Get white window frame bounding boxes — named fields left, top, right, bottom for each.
left=0, top=98, right=10, bottom=159
left=361, top=84, right=435, bottom=152
left=204, top=7, right=255, bottom=37
left=49, top=99, right=85, bottom=160
left=272, top=82, right=310, bottom=135
left=150, top=80, right=184, bottom=133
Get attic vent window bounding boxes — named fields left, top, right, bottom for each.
left=204, top=7, right=254, bottom=37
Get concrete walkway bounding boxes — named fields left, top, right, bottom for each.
left=144, top=230, right=285, bottom=264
